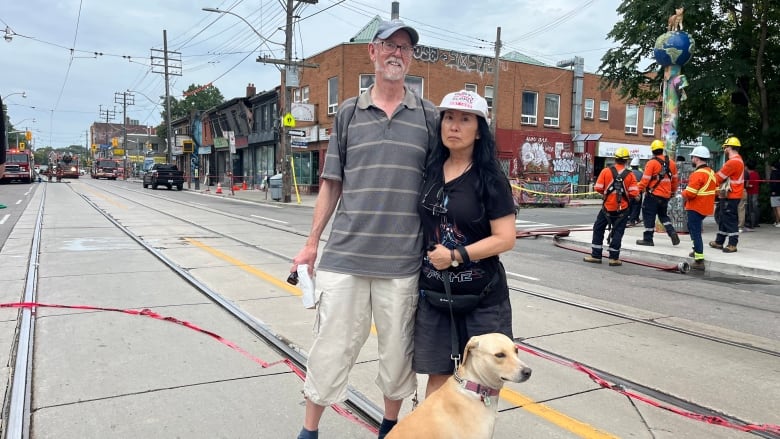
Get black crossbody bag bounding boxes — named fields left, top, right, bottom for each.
left=421, top=263, right=504, bottom=313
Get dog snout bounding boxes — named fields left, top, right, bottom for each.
left=519, top=366, right=532, bottom=382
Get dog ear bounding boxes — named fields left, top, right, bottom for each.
left=462, top=336, right=480, bottom=364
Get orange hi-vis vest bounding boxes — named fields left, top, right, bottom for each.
left=637, top=154, right=679, bottom=198
left=594, top=164, right=639, bottom=212
left=716, top=153, right=745, bottom=200
left=683, top=165, right=717, bottom=216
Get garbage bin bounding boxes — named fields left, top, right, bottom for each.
left=269, top=174, right=283, bottom=201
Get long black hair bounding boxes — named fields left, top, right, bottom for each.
left=427, top=114, right=509, bottom=202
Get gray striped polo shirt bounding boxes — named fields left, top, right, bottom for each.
left=318, top=86, right=438, bottom=277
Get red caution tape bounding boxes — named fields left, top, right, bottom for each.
left=1, top=302, right=377, bottom=433
left=515, top=343, right=780, bottom=435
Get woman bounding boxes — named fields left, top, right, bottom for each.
left=414, top=90, right=517, bottom=396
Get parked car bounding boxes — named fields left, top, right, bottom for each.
left=142, top=164, right=184, bottom=190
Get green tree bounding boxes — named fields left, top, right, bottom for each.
left=599, top=1, right=779, bottom=162
left=156, top=84, right=224, bottom=145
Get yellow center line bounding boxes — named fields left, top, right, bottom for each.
left=81, top=186, right=127, bottom=209
left=186, top=238, right=300, bottom=295
left=499, top=389, right=619, bottom=438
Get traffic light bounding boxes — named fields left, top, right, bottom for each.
left=182, top=140, right=194, bottom=153
left=91, top=144, right=97, bottom=152
left=19, top=142, right=25, bottom=151
left=25, top=131, right=32, bottom=141
left=112, top=137, right=118, bottom=147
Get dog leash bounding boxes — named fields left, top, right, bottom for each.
left=442, top=271, right=461, bottom=371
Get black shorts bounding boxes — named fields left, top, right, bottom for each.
left=412, top=292, right=513, bottom=375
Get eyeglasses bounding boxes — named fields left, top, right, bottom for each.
left=376, top=41, right=415, bottom=56
left=421, top=185, right=448, bottom=216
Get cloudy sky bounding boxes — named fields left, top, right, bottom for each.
left=1, top=0, right=625, bottom=149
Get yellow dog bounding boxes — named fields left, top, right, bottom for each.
left=387, top=333, right=532, bottom=439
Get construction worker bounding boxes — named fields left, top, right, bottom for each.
left=627, top=156, right=643, bottom=226
left=710, top=136, right=745, bottom=253
left=682, top=147, right=717, bottom=271
left=583, top=147, right=639, bottom=266
left=636, top=139, right=680, bottom=246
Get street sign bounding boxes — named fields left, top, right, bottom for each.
left=291, top=140, right=308, bottom=147
left=287, top=129, right=306, bottom=137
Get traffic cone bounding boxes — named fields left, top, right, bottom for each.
left=242, top=181, right=247, bottom=190
left=216, top=182, right=223, bottom=194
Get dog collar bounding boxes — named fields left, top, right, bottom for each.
left=454, top=371, right=500, bottom=406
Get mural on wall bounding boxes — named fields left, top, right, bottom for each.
left=413, top=45, right=507, bottom=75
left=512, top=134, right=579, bottom=206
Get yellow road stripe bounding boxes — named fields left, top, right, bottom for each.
left=499, top=389, right=619, bottom=438
left=81, top=186, right=127, bottom=209
left=186, top=238, right=301, bottom=295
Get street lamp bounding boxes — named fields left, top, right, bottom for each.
left=201, top=8, right=285, bottom=49
left=5, top=117, right=35, bottom=151
left=2, top=91, right=26, bottom=100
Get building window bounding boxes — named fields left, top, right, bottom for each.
left=642, top=106, right=655, bottom=135
left=599, top=101, right=609, bottom=121
left=521, top=91, right=537, bottom=125
left=360, top=74, right=375, bottom=95
left=584, top=98, right=594, bottom=119
left=262, top=105, right=269, bottom=131
left=301, top=86, right=309, bottom=103
left=464, top=83, right=477, bottom=92
left=328, top=77, right=338, bottom=115
left=484, top=86, right=494, bottom=111
left=406, top=76, right=424, bottom=96
left=293, top=88, right=301, bottom=103
left=544, top=94, right=560, bottom=127
left=625, top=104, right=639, bottom=134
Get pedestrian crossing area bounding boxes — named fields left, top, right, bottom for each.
left=515, top=219, right=592, bottom=231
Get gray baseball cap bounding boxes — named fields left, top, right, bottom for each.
left=373, top=20, right=419, bottom=45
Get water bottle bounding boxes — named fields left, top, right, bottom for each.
left=297, top=264, right=316, bottom=309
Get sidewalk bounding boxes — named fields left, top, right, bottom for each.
left=198, top=186, right=779, bottom=281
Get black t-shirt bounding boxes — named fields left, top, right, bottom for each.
left=418, top=167, right=515, bottom=303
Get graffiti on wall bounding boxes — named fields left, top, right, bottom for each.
left=413, top=45, right=506, bottom=75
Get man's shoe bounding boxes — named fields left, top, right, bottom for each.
left=723, top=245, right=738, bottom=253
left=709, top=241, right=723, bottom=249
left=636, top=239, right=654, bottom=246
left=670, top=233, right=680, bottom=246
left=689, top=251, right=695, bottom=257
left=608, top=259, right=622, bottom=266
left=583, top=256, right=602, bottom=264
left=691, top=260, right=705, bottom=271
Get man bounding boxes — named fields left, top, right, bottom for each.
left=710, top=136, right=745, bottom=253
left=627, top=156, right=643, bottom=226
left=744, top=160, right=760, bottom=230
left=583, top=147, right=639, bottom=266
left=290, top=20, right=438, bottom=439
left=682, top=146, right=717, bottom=271
left=636, top=139, right=680, bottom=246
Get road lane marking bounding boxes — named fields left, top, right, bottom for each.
left=0, top=214, right=9, bottom=225
left=186, top=238, right=300, bottom=295
left=499, top=389, right=619, bottom=438
left=506, top=270, right=539, bottom=281
left=16, top=199, right=22, bottom=205
left=251, top=214, right=288, bottom=224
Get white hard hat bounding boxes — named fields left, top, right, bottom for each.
left=690, top=146, right=710, bottom=159
left=630, top=157, right=640, bottom=167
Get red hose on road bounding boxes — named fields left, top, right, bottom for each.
left=550, top=233, right=690, bottom=273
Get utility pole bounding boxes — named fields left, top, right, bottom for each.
left=99, top=105, right=116, bottom=159
left=259, top=0, right=319, bottom=203
left=115, top=91, right=135, bottom=179
left=151, top=30, right=182, bottom=165
left=490, top=27, right=501, bottom=137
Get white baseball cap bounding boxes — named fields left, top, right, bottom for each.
left=437, top=90, right=490, bottom=121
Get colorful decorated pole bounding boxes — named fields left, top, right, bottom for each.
left=653, top=7, right=695, bottom=160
